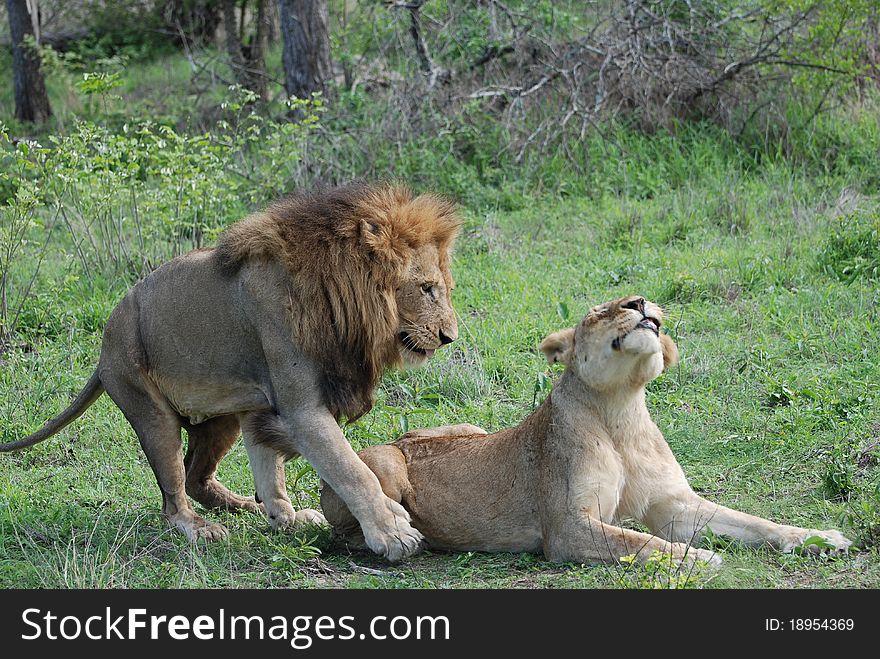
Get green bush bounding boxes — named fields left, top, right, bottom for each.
left=0, top=89, right=321, bottom=342
left=819, top=211, right=880, bottom=283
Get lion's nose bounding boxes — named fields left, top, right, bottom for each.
left=438, top=329, right=455, bottom=345
left=622, top=297, right=645, bottom=315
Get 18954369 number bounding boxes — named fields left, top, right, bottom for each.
left=766, top=619, right=854, bottom=631
left=791, top=619, right=854, bottom=631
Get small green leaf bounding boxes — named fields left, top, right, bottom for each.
left=800, top=535, right=834, bottom=550
left=556, top=301, right=569, bottom=321
left=534, top=372, right=551, bottom=393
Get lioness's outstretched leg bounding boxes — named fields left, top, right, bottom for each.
left=544, top=515, right=720, bottom=567
left=101, top=374, right=228, bottom=541
left=240, top=427, right=325, bottom=530
left=183, top=415, right=259, bottom=513
left=643, top=494, right=852, bottom=553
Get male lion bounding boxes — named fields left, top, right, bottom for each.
left=1, top=183, right=460, bottom=562
left=321, top=296, right=852, bottom=566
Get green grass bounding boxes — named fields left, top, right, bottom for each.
left=2, top=154, right=879, bottom=588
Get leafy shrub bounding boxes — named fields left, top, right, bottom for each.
left=821, top=437, right=858, bottom=501
left=616, top=550, right=712, bottom=589
left=818, top=211, right=880, bottom=282
left=0, top=89, right=322, bottom=342
left=844, top=487, right=880, bottom=548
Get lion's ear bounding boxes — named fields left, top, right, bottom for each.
left=540, top=328, right=575, bottom=365
left=361, top=219, right=409, bottom=269
left=361, top=219, right=391, bottom=254
left=660, top=333, right=679, bottom=370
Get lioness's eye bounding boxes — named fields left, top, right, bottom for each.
left=421, top=283, right=434, bottom=294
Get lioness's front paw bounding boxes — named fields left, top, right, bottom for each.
left=683, top=547, right=723, bottom=569
left=361, top=497, right=424, bottom=563
left=294, top=508, right=328, bottom=527
left=782, top=528, right=853, bottom=554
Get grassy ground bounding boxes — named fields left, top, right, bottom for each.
left=2, top=161, right=878, bottom=589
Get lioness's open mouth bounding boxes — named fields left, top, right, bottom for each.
left=637, top=316, right=660, bottom=336
left=612, top=316, right=661, bottom=350
left=399, top=332, right=436, bottom=359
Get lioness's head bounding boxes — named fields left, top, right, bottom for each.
left=540, top=295, right=678, bottom=391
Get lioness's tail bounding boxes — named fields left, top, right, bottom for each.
left=0, top=370, right=104, bottom=452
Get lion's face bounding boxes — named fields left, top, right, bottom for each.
left=395, top=243, right=458, bottom=366
left=541, top=296, right=678, bottom=391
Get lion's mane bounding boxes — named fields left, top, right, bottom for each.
left=216, top=182, right=460, bottom=421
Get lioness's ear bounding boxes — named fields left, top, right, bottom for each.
left=660, top=333, right=679, bottom=370
left=540, top=328, right=575, bottom=365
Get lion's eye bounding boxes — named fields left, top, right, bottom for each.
left=421, top=283, right=435, bottom=294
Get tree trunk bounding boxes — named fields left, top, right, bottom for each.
left=161, top=0, right=221, bottom=47
left=6, top=0, right=51, bottom=123
left=278, top=0, right=331, bottom=101
left=222, top=0, right=268, bottom=100
left=239, top=0, right=249, bottom=43
left=408, top=5, right=434, bottom=78
left=246, top=0, right=269, bottom=99
left=222, top=0, right=248, bottom=83
left=389, top=0, right=446, bottom=88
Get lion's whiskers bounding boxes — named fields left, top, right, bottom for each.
left=399, top=321, right=430, bottom=351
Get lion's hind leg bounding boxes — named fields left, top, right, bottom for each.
left=320, top=444, right=413, bottom=546
left=101, top=373, right=228, bottom=542
left=183, top=415, right=260, bottom=514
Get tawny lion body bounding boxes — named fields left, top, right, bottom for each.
left=321, top=296, right=851, bottom=565
left=2, top=183, right=461, bottom=562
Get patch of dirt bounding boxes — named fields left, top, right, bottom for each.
left=830, top=188, right=866, bottom=219
left=857, top=436, right=880, bottom=471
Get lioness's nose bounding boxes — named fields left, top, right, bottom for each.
left=622, top=297, right=645, bottom=314
left=439, top=329, right=455, bottom=345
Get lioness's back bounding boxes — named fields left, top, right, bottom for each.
left=322, top=415, right=547, bottom=554
left=397, top=429, right=543, bottom=552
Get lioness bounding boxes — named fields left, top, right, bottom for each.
left=321, top=296, right=852, bottom=565
left=2, top=183, right=460, bottom=562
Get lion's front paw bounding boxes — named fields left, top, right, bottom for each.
left=782, top=528, right=853, bottom=554
left=167, top=509, right=229, bottom=542
left=361, top=497, right=424, bottom=563
left=265, top=500, right=299, bottom=531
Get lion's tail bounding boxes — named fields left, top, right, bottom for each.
left=0, top=370, right=104, bottom=452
